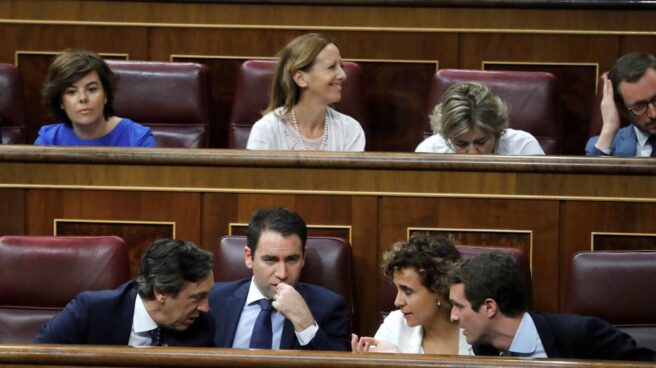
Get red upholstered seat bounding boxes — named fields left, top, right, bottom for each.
left=106, top=60, right=211, bottom=148
left=0, top=236, right=131, bottom=343
left=0, top=63, right=26, bottom=144
left=214, top=235, right=354, bottom=326
left=379, top=245, right=532, bottom=315
left=425, top=69, right=562, bottom=154
left=563, top=251, right=656, bottom=351
left=228, top=60, right=368, bottom=149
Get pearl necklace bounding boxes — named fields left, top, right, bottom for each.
left=290, top=109, right=329, bottom=151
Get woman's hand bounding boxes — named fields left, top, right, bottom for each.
left=351, top=334, right=400, bottom=353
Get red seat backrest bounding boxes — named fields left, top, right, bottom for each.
left=107, top=60, right=211, bottom=148
left=0, top=236, right=131, bottom=343
left=425, top=69, right=561, bottom=154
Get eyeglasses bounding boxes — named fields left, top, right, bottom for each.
left=626, top=96, right=656, bottom=117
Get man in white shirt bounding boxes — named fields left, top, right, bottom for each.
left=34, top=239, right=215, bottom=346
left=586, top=52, right=656, bottom=156
left=448, top=252, right=655, bottom=361
left=209, top=207, right=349, bottom=351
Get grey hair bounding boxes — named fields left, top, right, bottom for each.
left=135, top=239, right=213, bottom=300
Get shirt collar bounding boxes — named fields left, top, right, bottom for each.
left=246, top=277, right=269, bottom=306
left=634, top=125, right=651, bottom=147
left=132, top=293, right=159, bottom=333
left=508, top=312, right=539, bottom=354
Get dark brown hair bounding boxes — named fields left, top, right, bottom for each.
left=42, top=49, right=116, bottom=124
left=383, top=236, right=461, bottom=303
left=609, top=52, right=656, bottom=114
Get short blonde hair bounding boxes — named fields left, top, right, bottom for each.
left=266, top=33, right=334, bottom=115
left=429, top=82, right=508, bottom=140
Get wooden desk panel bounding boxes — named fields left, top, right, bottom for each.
left=0, top=344, right=653, bottom=367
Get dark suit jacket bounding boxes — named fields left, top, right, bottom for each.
left=474, top=312, right=656, bottom=361
left=33, top=281, right=215, bottom=346
left=586, top=124, right=638, bottom=156
left=209, top=278, right=349, bottom=351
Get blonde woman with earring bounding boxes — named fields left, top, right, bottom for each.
left=246, top=33, right=365, bottom=151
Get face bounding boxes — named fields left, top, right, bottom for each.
left=392, top=267, right=441, bottom=328
left=61, top=71, right=107, bottom=127
left=450, top=126, right=496, bottom=154
left=244, top=230, right=305, bottom=298
left=449, top=283, right=491, bottom=345
left=619, top=68, right=656, bottom=135
left=296, top=43, right=347, bottom=105
left=155, top=271, right=213, bottom=331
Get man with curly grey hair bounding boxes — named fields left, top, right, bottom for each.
left=35, top=239, right=215, bottom=346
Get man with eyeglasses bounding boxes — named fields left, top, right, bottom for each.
left=586, top=52, right=656, bottom=156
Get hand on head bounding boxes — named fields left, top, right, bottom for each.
left=600, top=73, right=621, bottom=134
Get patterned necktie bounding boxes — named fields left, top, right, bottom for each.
left=148, top=327, right=162, bottom=346
left=249, top=298, right=273, bottom=349
left=649, top=136, right=656, bottom=157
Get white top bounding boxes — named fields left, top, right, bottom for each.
left=415, top=128, right=545, bottom=155
left=246, top=107, right=366, bottom=152
left=128, top=294, right=159, bottom=347
left=374, top=310, right=473, bottom=355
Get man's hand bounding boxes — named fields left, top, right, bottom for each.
left=351, top=334, right=400, bottom=353
left=272, top=282, right=315, bottom=331
left=596, top=73, right=622, bottom=152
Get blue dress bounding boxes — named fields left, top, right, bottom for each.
left=34, top=118, right=156, bottom=147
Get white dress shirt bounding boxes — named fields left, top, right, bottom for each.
left=128, top=294, right=160, bottom=347
left=232, top=278, right=318, bottom=349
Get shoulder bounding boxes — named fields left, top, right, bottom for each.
left=210, top=278, right=250, bottom=297
left=34, top=123, right=72, bottom=145
left=329, top=109, right=362, bottom=130
left=379, top=310, right=406, bottom=328
left=295, top=282, right=346, bottom=306
left=117, top=118, right=155, bottom=146
left=498, top=128, right=544, bottom=155
left=119, top=118, right=151, bottom=133
left=252, top=110, right=283, bottom=130
left=415, top=134, right=451, bottom=153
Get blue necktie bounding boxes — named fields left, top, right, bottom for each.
left=148, top=327, right=162, bottom=346
left=649, top=136, right=656, bottom=157
left=249, top=298, right=273, bottom=349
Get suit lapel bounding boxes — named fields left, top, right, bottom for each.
left=529, top=312, right=556, bottom=358
left=616, top=125, right=638, bottom=156
left=215, top=282, right=249, bottom=347
left=114, top=283, right=137, bottom=344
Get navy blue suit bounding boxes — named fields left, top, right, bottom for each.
left=586, top=125, right=639, bottom=156
left=474, top=312, right=655, bottom=361
left=209, top=278, right=349, bottom=351
left=33, top=281, right=215, bottom=346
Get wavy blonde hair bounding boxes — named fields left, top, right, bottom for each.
left=429, top=82, right=508, bottom=141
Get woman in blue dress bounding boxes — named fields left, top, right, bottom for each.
left=35, top=49, right=155, bottom=147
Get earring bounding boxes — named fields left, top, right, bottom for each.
left=437, top=299, right=442, bottom=307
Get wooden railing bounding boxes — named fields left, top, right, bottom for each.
left=0, top=344, right=654, bottom=367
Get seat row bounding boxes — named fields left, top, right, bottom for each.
left=1, top=60, right=617, bottom=153
left=0, top=235, right=652, bottom=351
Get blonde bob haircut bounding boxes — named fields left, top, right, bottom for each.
left=429, top=82, right=509, bottom=141
left=266, top=33, right=334, bottom=115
